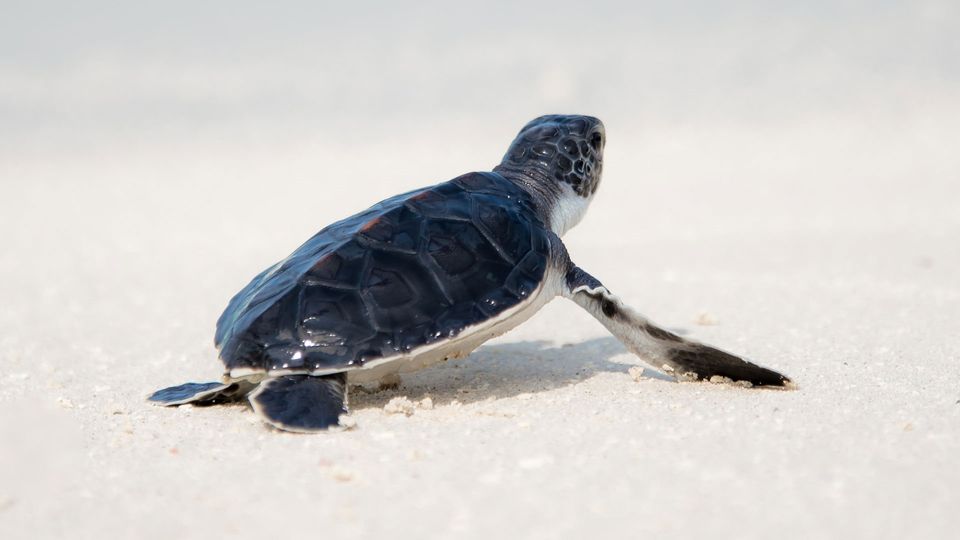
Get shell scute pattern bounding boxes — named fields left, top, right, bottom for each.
left=216, top=172, right=551, bottom=374
left=356, top=206, right=422, bottom=254
left=473, top=197, right=531, bottom=264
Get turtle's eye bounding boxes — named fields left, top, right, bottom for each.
left=589, top=132, right=603, bottom=152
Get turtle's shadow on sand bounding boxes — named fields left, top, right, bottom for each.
left=349, top=336, right=676, bottom=410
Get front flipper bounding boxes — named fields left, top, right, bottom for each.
left=249, top=374, right=350, bottom=433
left=148, top=380, right=256, bottom=406
left=564, top=266, right=793, bottom=388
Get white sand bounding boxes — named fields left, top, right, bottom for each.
left=2, top=3, right=959, bottom=539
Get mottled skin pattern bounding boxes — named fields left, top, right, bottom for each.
left=215, top=172, right=550, bottom=374
left=150, top=114, right=792, bottom=432
left=497, top=114, right=604, bottom=196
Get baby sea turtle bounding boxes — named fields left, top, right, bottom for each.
left=150, top=114, right=792, bottom=432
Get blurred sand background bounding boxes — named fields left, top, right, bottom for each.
left=1, top=1, right=958, bottom=538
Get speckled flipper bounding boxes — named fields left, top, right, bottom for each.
left=148, top=380, right=256, bottom=406
left=563, top=264, right=792, bottom=388
left=249, top=374, right=349, bottom=432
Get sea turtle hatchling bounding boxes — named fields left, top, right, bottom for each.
left=150, top=114, right=792, bottom=432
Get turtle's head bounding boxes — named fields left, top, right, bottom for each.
left=495, top=114, right=605, bottom=235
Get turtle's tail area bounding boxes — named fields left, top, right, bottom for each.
left=148, top=380, right=257, bottom=406
left=570, top=288, right=794, bottom=388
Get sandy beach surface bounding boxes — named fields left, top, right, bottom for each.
left=2, top=3, right=959, bottom=539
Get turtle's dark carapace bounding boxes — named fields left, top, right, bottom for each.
left=214, top=172, right=551, bottom=373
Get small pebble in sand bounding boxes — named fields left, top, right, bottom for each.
left=418, top=397, right=434, bottom=410
left=628, top=366, right=646, bottom=382
left=477, top=408, right=517, bottom=418
left=708, top=375, right=753, bottom=388
left=57, top=397, right=74, bottom=409
left=339, top=415, right=357, bottom=429
left=331, top=467, right=354, bottom=482
left=384, top=397, right=416, bottom=416
left=695, top=311, right=719, bottom=325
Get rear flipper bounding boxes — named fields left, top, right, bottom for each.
left=564, top=266, right=793, bottom=388
left=249, top=374, right=350, bottom=433
left=148, top=380, right=256, bottom=406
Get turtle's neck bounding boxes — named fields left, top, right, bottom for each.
left=492, top=165, right=590, bottom=236
left=493, top=165, right=559, bottom=226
